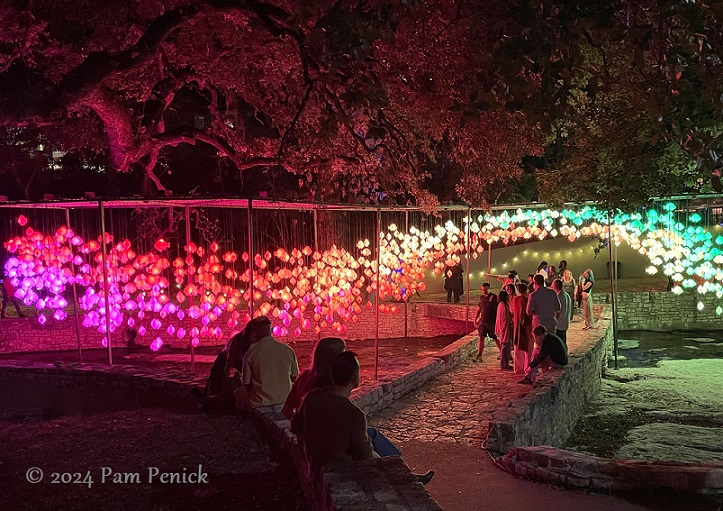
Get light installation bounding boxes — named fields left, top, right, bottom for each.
left=4, top=203, right=722, bottom=348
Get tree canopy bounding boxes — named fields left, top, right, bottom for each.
left=0, top=0, right=721, bottom=209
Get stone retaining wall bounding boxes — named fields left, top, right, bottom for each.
left=486, top=309, right=614, bottom=455
left=0, top=303, right=470, bottom=354
left=606, top=291, right=723, bottom=331
left=496, top=446, right=723, bottom=495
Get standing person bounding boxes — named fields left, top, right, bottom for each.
left=510, top=282, right=534, bottom=375
left=282, top=337, right=346, bottom=420
left=473, top=282, right=499, bottom=361
left=551, top=279, right=572, bottom=345
left=580, top=269, right=595, bottom=330
left=1, top=272, right=27, bottom=319
left=536, top=261, right=549, bottom=276
left=546, top=266, right=556, bottom=286
left=495, top=290, right=513, bottom=370
left=526, top=274, right=561, bottom=334
left=561, top=269, right=576, bottom=316
left=504, top=282, right=517, bottom=298
left=488, top=271, right=518, bottom=288
left=444, top=261, right=464, bottom=303
left=234, top=316, right=299, bottom=410
left=527, top=274, right=536, bottom=292
left=518, top=326, right=568, bottom=385
left=557, top=260, right=568, bottom=280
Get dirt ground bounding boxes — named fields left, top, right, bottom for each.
left=0, top=407, right=308, bottom=511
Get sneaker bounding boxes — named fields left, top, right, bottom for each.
left=415, top=470, right=435, bottom=485
left=517, top=378, right=532, bottom=384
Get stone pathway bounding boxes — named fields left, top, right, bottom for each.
left=370, top=316, right=593, bottom=448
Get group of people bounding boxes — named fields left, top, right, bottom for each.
left=193, top=316, right=434, bottom=485
left=473, top=260, right=596, bottom=384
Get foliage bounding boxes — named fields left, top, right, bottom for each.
left=472, top=0, right=723, bottom=208
left=0, top=0, right=721, bottom=210
left=0, top=0, right=544, bottom=207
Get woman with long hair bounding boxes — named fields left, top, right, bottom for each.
left=193, top=322, right=256, bottom=413
left=511, top=282, right=534, bottom=375
left=282, top=337, right=346, bottom=419
left=561, top=269, right=576, bottom=316
left=580, top=269, right=595, bottom=329
left=495, top=290, right=514, bottom=370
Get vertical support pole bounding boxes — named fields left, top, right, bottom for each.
left=487, top=238, right=492, bottom=284
left=404, top=210, right=409, bottom=338
left=607, top=210, right=618, bottom=369
left=66, top=208, right=83, bottom=364
left=98, top=201, right=113, bottom=365
left=248, top=199, right=254, bottom=318
left=375, top=207, right=381, bottom=381
left=185, top=206, right=194, bottom=373
left=465, top=209, right=471, bottom=331
left=313, top=209, right=318, bottom=252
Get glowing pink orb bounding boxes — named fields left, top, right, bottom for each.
left=150, top=337, right=163, bottom=351
left=17, top=215, right=27, bottom=226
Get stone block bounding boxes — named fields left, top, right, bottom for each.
left=650, top=466, right=689, bottom=491
left=373, top=487, right=399, bottom=502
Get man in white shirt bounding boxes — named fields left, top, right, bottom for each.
left=234, top=316, right=299, bottom=410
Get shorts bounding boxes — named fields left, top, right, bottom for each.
left=478, top=324, right=497, bottom=339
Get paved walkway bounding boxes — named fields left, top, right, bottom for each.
left=370, top=318, right=590, bottom=449
left=369, top=316, right=654, bottom=511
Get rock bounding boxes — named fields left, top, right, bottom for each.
left=683, top=337, right=719, bottom=344
left=615, top=423, right=723, bottom=464
left=617, top=339, right=641, bottom=350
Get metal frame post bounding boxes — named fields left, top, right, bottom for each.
left=608, top=210, right=618, bottom=369
left=375, top=207, right=381, bottom=381
left=98, top=201, right=113, bottom=365
left=465, top=209, right=471, bottom=330
left=404, top=210, right=409, bottom=338
left=487, top=236, right=492, bottom=284
left=248, top=199, right=254, bottom=317
left=66, top=208, right=83, bottom=364
left=185, top=206, right=195, bottom=372
left=313, top=209, right=318, bottom=252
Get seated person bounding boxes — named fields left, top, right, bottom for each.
left=291, top=352, right=433, bottom=484
left=518, top=325, right=568, bottom=384
left=193, top=325, right=254, bottom=412
left=234, top=316, right=299, bottom=410
left=282, top=337, right=346, bottom=420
